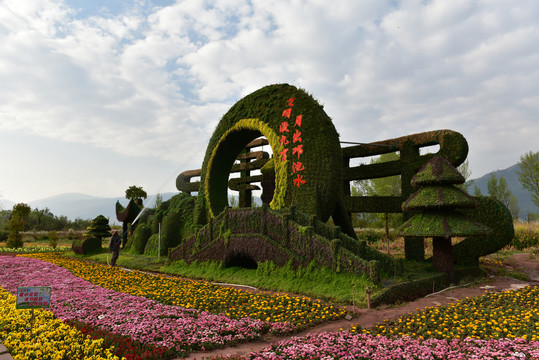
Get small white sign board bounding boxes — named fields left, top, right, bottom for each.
left=16, top=286, right=51, bottom=309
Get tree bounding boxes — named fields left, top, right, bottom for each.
left=125, top=186, right=147, bottom=205
left=487, top=174, right=520, bottom=220
left=154, top=193, right=163, bottom=209
left=457, top=159, right=474, bottom=192
left=398, top=157, right=488, bottom=278
left=473, top=184, right=483, bottom=196
left=7, top=203, right=31, bottom=248
left=84, top=215, right=111, bottom=242
left=517, top=151, right=539, bottom=208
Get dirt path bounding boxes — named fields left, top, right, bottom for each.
left=179, top=253, right=539, bottom=360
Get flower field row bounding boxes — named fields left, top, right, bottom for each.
left=360, top=286, right=539, bottom=341
left=21, top=253, right=346, bottom=329
left=0, top=287, right=122, bottom=360
left=243, top=332, right=539, bottom=359
left=0, top=246, right=69, bottom=253
left=0, top=256, right=290, bottom=357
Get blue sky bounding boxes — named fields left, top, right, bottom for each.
left=1, top=0, right=539, bottom=205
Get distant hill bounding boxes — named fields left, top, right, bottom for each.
left=470, top=164, right=539, bottom=220
left=2, top=163, right=537, bottom=222
left=24, top=192, right=177, bottom=223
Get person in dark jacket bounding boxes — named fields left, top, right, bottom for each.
left=109, top=230, right=122, bottom=266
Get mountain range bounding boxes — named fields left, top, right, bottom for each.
left=1, top=162, right=538, bottom=222
left=0, top=192, right=177, bottom=224
left=469, top=163, right=538, bottom=220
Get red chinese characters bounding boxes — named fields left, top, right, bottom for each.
left=292, top=161, right=305, bottom=173
left=279, top=97, right=306, bottom=187
left=292, top=144, right=303, bottom=159
left=293, top=174, right=306, bottom=187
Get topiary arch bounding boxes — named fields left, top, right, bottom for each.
left=195, top=84, right=343, bottom=225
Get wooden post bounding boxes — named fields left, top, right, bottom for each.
left=352, top=287, right=356, bottom=312
left=366, top=286, right=371, bottom=310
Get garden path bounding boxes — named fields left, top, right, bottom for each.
left=179, top=253, right=539, bottom=360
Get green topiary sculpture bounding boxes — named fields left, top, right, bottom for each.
left=398, top=156, right=489, bottom=277
left=194, top=84, right=343, bottom=225
left=84, top=215, right=111, bottom=242
left=129, top=223, right=152, bottom=255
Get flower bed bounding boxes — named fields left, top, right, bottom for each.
left=0, top=288, right=121, bottom=360
left=0, top=246, right=69, bottom=253
left=244, top=332, right=539, bottom=359
left=361, top=286, right=539, bottom=341
left=0, top=256, right=292, bottom=356
left=21, top=253, right=345, bottom=328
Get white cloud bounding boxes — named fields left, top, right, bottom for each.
left=1, top=0, right=539, bottom=203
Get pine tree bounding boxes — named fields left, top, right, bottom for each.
left=398, top=157, right=489, bottom=277
left=84, top=215, right=111, bottom=241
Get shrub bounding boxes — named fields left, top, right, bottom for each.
left=356, top=229, right=384, bottom=244
left=510, top=228, right=539, bottom=250
left=0, top=230, right=8, bottom=242
left=84, top=215, right=111, bottom=241
left=129, top=223, right=152, bottom=255
left=48, top=230, right=58, bottom=248
left=160, top=210, right=183, bottom=256
left=6, top=232, right=23, bottom=248
left=71, top=237, right=102, bottom=254
left=143, top=234, right=161, bottom=257
left=67, top=229, right=76, bottom=240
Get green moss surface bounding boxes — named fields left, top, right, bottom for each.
left=399, top=210, right=489, bottom=238
left=195, top=84, right=343, bottom=224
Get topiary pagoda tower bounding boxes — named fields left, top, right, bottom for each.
left=398, top=156, right=489, bottom=278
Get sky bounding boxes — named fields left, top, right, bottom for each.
left=1, top=0, right=538, bottom=205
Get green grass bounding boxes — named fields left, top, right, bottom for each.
left=161, top=259, right=376, bottom=305
left=72, top=251, right=167, bottom=272
left=64, top=249, right=376, bottom=304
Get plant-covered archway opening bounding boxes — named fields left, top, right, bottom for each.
left=223, top=251, right=258, bottom=269
left=207, top=126, right=278, bottom=216
left=228, top=136, right=274, bottom=209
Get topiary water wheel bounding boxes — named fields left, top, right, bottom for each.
left=194, top=84, right=343, bottom=224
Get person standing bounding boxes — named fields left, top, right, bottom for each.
left=109, top=230, right=122, bottom=266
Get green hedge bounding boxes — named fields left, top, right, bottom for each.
left=129, top=223, right=152, bottom=255
left=454, top=196, right=514, bottom=265
left=143, top=234, right=161, bottom=256
left=72, top=237, right=102, bottom=255
left=160, top=210, right=183, bottom=256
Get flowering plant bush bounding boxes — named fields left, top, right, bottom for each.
left=22, top=253, right=345, bottom=329
left=361, top=286, right=539, bottom=341
left=0, top=288, right=121, bottom=360
left=66, top=319, right=177, bottom=360
left=0, top=256, right=293, bottom=355
left=0, top=246, right=69, bottom=253
left=244, top=332, right=539, bottom=359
